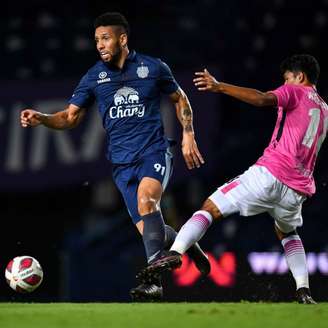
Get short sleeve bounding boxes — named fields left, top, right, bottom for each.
left=157, top=60, right=180, bottom=94
left=269, top=84, right=300, bottom=110
left=69, top=73, right=95, bottom=108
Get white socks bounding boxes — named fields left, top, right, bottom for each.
left=170, top=210, right=213, bottom=254
left=282, top=235, right=309, bottom=290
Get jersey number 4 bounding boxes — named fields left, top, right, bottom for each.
left=302, top=108, right=328, bottom=155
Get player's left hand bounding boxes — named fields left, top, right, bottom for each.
left=181, top=132, right=205, bottom=169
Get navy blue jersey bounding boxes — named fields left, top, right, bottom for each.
left=69, top=50, right=179, bottom=164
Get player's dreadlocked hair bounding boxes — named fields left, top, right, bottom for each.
left=280, top=54, right=320, bottom=85
left=94, top=12, right=130, bottom=36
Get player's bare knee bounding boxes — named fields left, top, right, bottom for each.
left=201, top=198, right=223, bottom=221
left=274, top=224, right=298, bottom=240
left=138, top=196, right=159, bottom=216
left=274, top=226, right=285, bottom=241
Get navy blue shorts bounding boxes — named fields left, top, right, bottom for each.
left=112, top=150, right=173, bottom=224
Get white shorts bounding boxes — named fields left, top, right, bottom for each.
left=209, top=165, right=306, bottom=233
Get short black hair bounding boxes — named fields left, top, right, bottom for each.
left=94, top=12, right=130, bottom=35
left=280, top=54, right=320, bottom=84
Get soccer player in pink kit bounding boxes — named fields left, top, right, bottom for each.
left=141, top=54, right=327, bottom=303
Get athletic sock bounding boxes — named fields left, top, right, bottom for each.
left=281, top=235, right=309, bottom=290
left=164, top=225, right=177, bottom=250
left=170, top=210, right=213, bottom=254
left=141, top=211, right=165, bottom=263
left=164, top=224, right=208, bottom=263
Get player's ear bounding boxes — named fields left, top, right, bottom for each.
left=296, top=72, right=305, bottom=84
left=120, top=33, right=128, bottom=48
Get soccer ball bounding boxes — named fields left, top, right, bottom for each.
left=5, top=256, right=43, bottom=293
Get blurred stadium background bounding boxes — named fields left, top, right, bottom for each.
left=0, top=0, right=327, bottom=302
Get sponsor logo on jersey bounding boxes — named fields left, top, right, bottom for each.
left=97, top=71, right=111, bottom=84
left=137, top=64, right=149, bottom=78
left=99, top=71, right=107, bottom=79
left=109, top=87, right=145, bottom=119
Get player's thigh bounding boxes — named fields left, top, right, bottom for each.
left=270, top=187, right=306, bottom=233
left=137, top=151, right=173, bottom=201
left=201, top=198, right=224, bottom=221
left=138, top=150, right=173, bottom=190
left=112, top=164, right=141, bottom=225
left=208, top=180, right=241, bottom=218
left=209, top=166, right=276, bottom=218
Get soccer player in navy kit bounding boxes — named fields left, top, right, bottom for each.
left=20, top=12, right=210, bottom=301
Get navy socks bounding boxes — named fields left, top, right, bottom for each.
left=141, top=211, right=165, bottom=263
left=164, top=225, right=178, bottom=249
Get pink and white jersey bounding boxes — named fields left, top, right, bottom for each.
left=256, top=84, right=328, bottom=196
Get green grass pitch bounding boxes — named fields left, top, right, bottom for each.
left=0, top=302, right=327, bottom=328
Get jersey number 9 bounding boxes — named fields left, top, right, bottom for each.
left=154, top=163, right=166, bottom=176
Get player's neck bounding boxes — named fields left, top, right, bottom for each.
left=302, top=83, right=316, bottom=90
left=117, top=47, right=130, bottom=69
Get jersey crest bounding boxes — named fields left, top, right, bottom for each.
left=137, top=64, right=149, bottom=78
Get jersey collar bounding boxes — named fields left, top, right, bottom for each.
left=102, top=50, right=137, bottom=71
left=126, top=50, right=137, bottom=62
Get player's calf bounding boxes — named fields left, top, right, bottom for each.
left=164, top=224, right=211, bottom=276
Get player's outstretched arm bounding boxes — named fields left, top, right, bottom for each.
left=21, top=104, right=86, bottom=130
left=193, top=69, right=277, bottom=107
left=169, top=88, right=205, bottom=170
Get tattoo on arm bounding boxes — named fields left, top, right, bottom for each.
left=171, top=88, right=194, bottom=133
left=182, top=108, right=193, bottom=132
left=41, top=107, right=84, bottom=130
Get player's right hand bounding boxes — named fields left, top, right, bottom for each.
left=193, top=69, right=220, bottom=92
left=20, top=109, right=43, bottom=127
